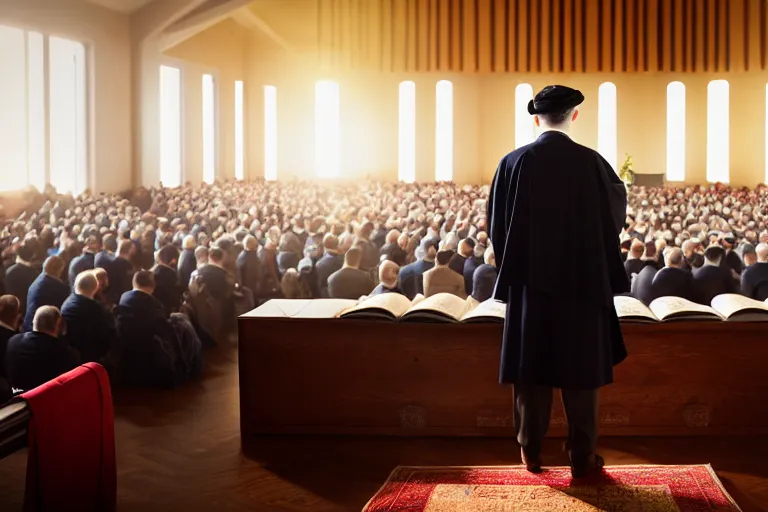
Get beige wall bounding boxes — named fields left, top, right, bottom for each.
left=163, top=19, right=248, bottom=184
left=0, top=0, right=133, bottom=194
left=242, top=48, right=768, bottom=186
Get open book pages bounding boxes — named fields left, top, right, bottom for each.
left=711, top=294, right=768, bottom=321
left=242, top=299, right=358, bottom=319
left=337, top=293, right=414, bottom=320
left=400, top=293, right=473, bottom=323
left=613, top=296, right=658, bottom=323
left=459, top=298, right=506, bottom=323
left=648, top=296, right=723, bottom=322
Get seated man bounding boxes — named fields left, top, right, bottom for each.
left=630, top=265, right=658, bottom=306
left=116, top=271, right=201, bottom=388
left=471, top=248, right=498, bottom=303
left=94, top=233, right=118, bottom=293
left=109, top=239, right=136, bottom=305
left=237, top=235, right=262, bottom=301
left=22, top=255, right=70, bottom=332
left=370, top=260, right=401, bottom=296
left=0, top=296, right=21, bottom=402
left=61, top=271, right=117, bottom=364
left=449, top=238, right=475, bottom=276
left=5, top=306, right=80, bottom=393
left=315, top=234, right=345, bottom=298
left=741, top=243, right=768, bottom=300
left=327, top=247, right=374, bottom=299
left=5, top=240, right=41, bottom=317
left=152, top=244, right=183, bottom=315
left=398, top=237, right=439, bottom=299
left=652, top=247, right=698, bottom=302
left=68, top=235, right=100, bottom=288
left=424, top=249, right=467, bottom=299
left=693, top=245, right=739, bottom=305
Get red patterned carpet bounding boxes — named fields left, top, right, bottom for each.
left=363, top=465, right=741, bottom=511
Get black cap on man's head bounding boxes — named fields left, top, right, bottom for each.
left=527, top=85, right=584, bottom=115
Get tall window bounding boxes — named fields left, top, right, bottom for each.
left=0, top=26, right=28, bottom=192
left=666, top=82, right=686, bottom=182
left=314, top=80, right=340, bottom=178
left=0, top=26, right=86, bottom=194
left=398, top=81, right=416, bottom=183
left=514, top=83, right=535, bottom=148
left=27, top=32, right=45, bottom=192
left=597, top=82, right=618, bottom=171
left=707, top=80, right=730, bottom=183
left=234, top=80, right=245, bottom=180
left=435, top=80, right=453, bottom=181
left=49, top=36, right=87, bottom=195
left=264, top=85, right=277, bottom=181
left=202, top=74, right=216, bottom=184
left=159, top=65, right=182, bottom=188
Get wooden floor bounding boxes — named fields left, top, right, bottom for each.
left=1, top=344, right=768, bottom=511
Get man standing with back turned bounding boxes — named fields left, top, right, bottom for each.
left=488, top=85, right=629, bottom=478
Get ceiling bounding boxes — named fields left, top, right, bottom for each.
left=84, top=0, right=156, bottom=13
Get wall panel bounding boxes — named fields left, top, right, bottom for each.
left=313, top=0, right=768, bottom=73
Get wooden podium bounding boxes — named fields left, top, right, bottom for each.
left=238, top=300, right=768, bottom=439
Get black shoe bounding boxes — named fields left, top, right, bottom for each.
left=521, top=447, right=543, bottom=474
left=570, top=453, right=605, bottom=479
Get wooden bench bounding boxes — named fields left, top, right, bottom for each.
left=238, top=301, right=768, bottom=440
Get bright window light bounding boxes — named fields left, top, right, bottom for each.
left=234, top=81, right=245, bottom=180
left=707, top=80, right=729, bottom=183
left=666, top=82, right=686, bottom=182
left=515, top=83, right=535, bottom=148
left=0, top=25, right=28, bottom=192
left=202, top=74, right=216, bottom=184
left=159, top=65, right=182, bottom=188
left=49, top=36, right=87, bottom=195
left=435, top=80, right=453, bottom=181
left=314, top=80, right=340, bottom=178
left=27, top=32, right=45, bottom=192
left=597, top=82, right=618, bottom=171
left=264, top=85, right=277, bottom=181
left=398, top=81, right=416, bottom=183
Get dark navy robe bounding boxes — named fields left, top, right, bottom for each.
left=488, top=131, right=629, bottom=390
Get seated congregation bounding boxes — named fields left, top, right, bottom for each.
left=1, top=179, right=768, bottom=400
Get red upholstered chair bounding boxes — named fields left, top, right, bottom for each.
left=19, top=363, right=116, bottom=512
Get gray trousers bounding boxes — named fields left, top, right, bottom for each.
left=514, top=385, right=598, bottom=460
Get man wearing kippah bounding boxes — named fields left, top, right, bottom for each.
left=487, top=85, right=629, bottom=478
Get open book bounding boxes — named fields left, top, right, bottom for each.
left=337, top=292, right=506, bottom=323
left=614, top=294, right=768, bottom=323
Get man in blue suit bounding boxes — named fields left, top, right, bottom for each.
left=23, top=256, right=70, bottom=333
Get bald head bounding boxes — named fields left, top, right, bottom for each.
left=664, top=247, right=684, bottom=268
left=757, top=243, right=768, bottom=263
left=378, top=260, right=399, bottom=288
left=0, top=295, right=20, bottom=329
left=33, top=306, right=62, bottom=337
left=75, top=270, right=99, bottom=299
left=629, top=239, right=644, bottom=259
left=43, top=255, right=66, bottom=280
left=243, top=235, right=259, bottom=251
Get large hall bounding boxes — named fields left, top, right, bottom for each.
left=1, top=0, right=768, bottom=511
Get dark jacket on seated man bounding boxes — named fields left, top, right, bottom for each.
left=116, top=284, right=181, bottom=388
left=23, top=272, right=70, bottom=333
left=740, top=258, right=768, bottom=301
left=5, top=262, right=40, bottom=317
left=463, top=255, right=482, bottom=296
left=652, top=266, right=698, bottom=302
left=153, top=265, right=183, bottom=316
left=315, top=252, right=344, bottom=298
left=398, top=238, right=440, bottom=300
left=327, top=247, right=374, bottom=299
left=178, top=247, right=197, bottom=292
left=236, top=238, right=262, bottom=298
left=5, top=306, right=80, bottom=393
left=61, top=293, right=117, bottom=364
left=471, top=264, right=498, bottom=303
left=630, top=265, right=658, bottom=306
left=68, top=251, right=96, bottom=289
left=693, top=247, right=739, bottom=305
